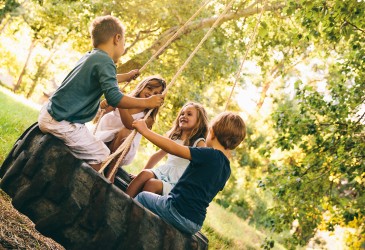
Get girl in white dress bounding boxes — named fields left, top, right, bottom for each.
left=95, top=76, right=166, bottom=181
left=126, top=102, right=209, bottom=197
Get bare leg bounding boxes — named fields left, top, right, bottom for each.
left=105, top=156, right=122, bottom=183
left=109, top=128, right=132, bottom=153
left=90, top=163, right=102, bottom=172
left=126, top=170, right=156, bottom=198
left=105, top=128, right=132, bottom=182
left=143, top=179, right=163, bottom=195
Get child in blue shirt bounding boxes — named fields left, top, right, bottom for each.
left=38, top=15, right=164, bottom=172
left=132, top=112, right=246, bottom=234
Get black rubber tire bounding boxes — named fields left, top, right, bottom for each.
left=0, top=124, right=208, bottom=250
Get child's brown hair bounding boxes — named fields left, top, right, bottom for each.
left=129, top=75, right=166, bottom=127
left=211, top=112, right=246, bottom=149
left=90, top=15, right=125, bottom=48
left=168, top=102, right=209, bottom=146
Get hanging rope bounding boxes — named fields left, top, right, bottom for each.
left=118, top=0, right=211, bottom=90
left=93, top=0, right=211, bottom=136
left=101, top=110, right=152, bottom=178
left=224, top=0, right=268, bottom=111
left=101, top=0, right=239, bottom=180
left=93, top=109, right=105, bottom=135
left=92, top=81, right=130, bottom=135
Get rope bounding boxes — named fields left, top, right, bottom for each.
left=93, top=110, right=105, bottom=135
left=101, top=0, right=238, bottom=180
left=164, top=1, right=236, bottom=94
left=93, top=0, right=211, bottom=136
left=120, top=0, right=211, bottom=91
left=101, top=109, right=153, bottom=178
left=224, top=0, right=268, bottom=111
left=139, top=0, right=211, bottom=72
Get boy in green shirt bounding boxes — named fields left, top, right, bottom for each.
left=38, top=15, right=164, bottom=172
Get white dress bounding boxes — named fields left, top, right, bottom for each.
left=152, top=138, right=205, bottom=195
left=95, top=109, right=144, bottom=166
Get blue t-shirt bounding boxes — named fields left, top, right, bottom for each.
left=170, top=147, right=231, bottom=225
left=47, top=49, right=123, bottom=123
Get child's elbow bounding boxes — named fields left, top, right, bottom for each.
left=125, top=124, right=134, bottom=130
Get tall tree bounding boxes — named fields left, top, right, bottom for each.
left=3, top=0, right=365, bottom=247
left=258, top=0, right=365, bottom=247
left=13, top=39, right=36, bottom=92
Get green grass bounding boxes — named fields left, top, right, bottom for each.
left=0, top=87, right=39, bottom=164
left=203, top=202, right=286, bottom=250
left=0, top=87, right=287, bottom=249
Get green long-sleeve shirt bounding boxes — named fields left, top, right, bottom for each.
left=47, top=49, right=123, bottom=123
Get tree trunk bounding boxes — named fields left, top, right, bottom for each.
left=256, top=55, right=307, bottom=111
left=0, top=16, right=12, bottom=34
left=117, top=2, right=285, bottom=73
left=13, top=39, right=37, bottom=92
left=256, top=64, right=282, bottom=111
left=26, top=49, right=57, bottom=98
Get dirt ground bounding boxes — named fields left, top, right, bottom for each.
left=0, top=189, right=64, bottom=250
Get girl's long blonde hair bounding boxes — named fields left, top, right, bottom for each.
left=167, top=102, right=209, bottom=146
left=129, top=75, right=166, bottom=126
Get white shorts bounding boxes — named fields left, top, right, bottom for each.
left=152, top=168, right=175, bottom=195
left=38, top=105, right=110, bottom=164
left=160, top=181, right=174, bottom=196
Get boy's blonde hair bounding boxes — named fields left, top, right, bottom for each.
left=168, top=102, right=209, bottom=146
left=129, top=75, right=166, bottom=127
left=211, top=112, right=246, bottom=149
left=90, top=15, right=125, bottom=47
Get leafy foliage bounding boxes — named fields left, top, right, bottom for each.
left=0, top=0, right=364, bottom=248
left=0, top=0, right=20, bottom=22
left=260, top=1, right=365, bottom=247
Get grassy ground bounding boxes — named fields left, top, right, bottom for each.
left=0, top=87, right=285, bottom=249
left=0, top=88, right=39, bottom=164
left=203, top=203, right=286, bottom=250
left=0, top=87, right=63, bottom=249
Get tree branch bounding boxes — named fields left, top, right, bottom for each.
left=343, top=20, right=365, bottom=34
left=118, top=1, right=286, bottom=73
left=256, top=54, right=305, bottom=111
left=123, top=27, right=160, bottom=55
left=356, top=111, right=365, bottom=124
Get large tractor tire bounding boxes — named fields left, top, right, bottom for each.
left=0, top=123, right=208, bottom=250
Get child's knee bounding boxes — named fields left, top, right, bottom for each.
left=143, top=179, right=162, bottom=194
left=140, top=169, right=155, bottom=178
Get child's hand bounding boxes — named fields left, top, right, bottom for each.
left=132, top=119, right=149, bottom=133
left=146, top=94, right=164, bottom=109
left=145, top=116, right=154, bottom=129
left=126, top=69, right=140, bottom=82
left=100, top=99, right=109, bottom=109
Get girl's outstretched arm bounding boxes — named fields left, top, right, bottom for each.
left=116, top=94, right=163, bottom=109
left=133, top=120, right=191, bottom=160
left=144, top=149, right=167, bottom=169
left=118, top=109, right=134, bottom=129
